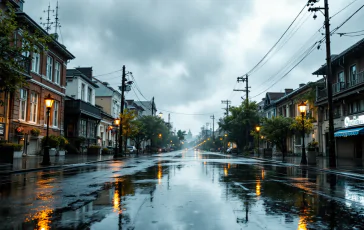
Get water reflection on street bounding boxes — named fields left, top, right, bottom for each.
left=0, top=150, right=364, bottom=229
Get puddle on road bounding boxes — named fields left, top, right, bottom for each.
left=1, top=151, right=364, bottom=229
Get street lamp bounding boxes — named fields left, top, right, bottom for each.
left=255, top=125, right=261, bottom=156
left=41, top=94, right=54, bottom=165
left=158, top=112, right=163, bottom=118
left=298, top=101, right=307, bottom=165
left=114, top=117, right=120, bottom=157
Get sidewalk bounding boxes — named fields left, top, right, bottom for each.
left=248, top=154, right=364, bottom=179
left=0, top=154, right=115, bottom=174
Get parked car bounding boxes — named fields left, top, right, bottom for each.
left=127, top=146, right=137, bottom=153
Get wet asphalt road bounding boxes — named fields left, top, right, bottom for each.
left=1, top=150, right=364, bottom=230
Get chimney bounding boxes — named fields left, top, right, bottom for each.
left=284, top=89, right=293, bottom=94
left=299, top=83, right=306, bottom=88
left=76, top=67, right=93, bottom=79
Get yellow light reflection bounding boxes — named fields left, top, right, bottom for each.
left=34, top=209, right=52, bottom=230
left=261, top=169, right=265, bottom=180
left=113, top=189, right=120, bottom=212
left=256, top=180, right=261, bottom=196
left=298, top=216, right=307, bottom=230
left=224, top=167, right=228, bottom=176
left=228, top=163, right=230, bottom=169
left=157, top=164, right=162, bottom=184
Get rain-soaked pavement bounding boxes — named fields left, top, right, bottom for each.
left=1, top=150, right=364, bottom=230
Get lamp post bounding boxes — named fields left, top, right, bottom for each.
left=298, top=101, right=307, bottom=165
left=158, top=112, right=163, bottom=118
left=255, top=125, right=261, bottom=156
left=224, top=133, right=228, bottom=152
left=41, top=94, right=54, bottom=165
left=114, top=118, right=120, bottom=157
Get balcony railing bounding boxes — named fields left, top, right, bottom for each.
left=317, top=71, right=364, bottom=101
left=65, top=99, right=101, bottom=119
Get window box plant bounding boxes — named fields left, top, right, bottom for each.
left=15, top=126, right=24, bottom=135
left=87, top=145, right=101, bottom=155
left=30, top=128, right=41, bottom=137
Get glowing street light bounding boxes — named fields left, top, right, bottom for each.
left=41, top=94, right=54, bottom=165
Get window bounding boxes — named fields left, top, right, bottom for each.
left=80, top=119, right=87, bottom=136
left=46, top=56, right=53, bottom=80
left=360, top=99, right=364, bottom=111
left=87, top=87, right=92, bottom=103
left=350, top=65, right=357, bottom=84
left=338, top=71, right=344, bottom=82
left=31, top=47, right=40, bottom=74
left=52, top=101, right=59, bottom=127
left=81, top=84, right=85, bottom=101
left=19, top=89, right=27, bottom=120
left=29, top=92, right=38, bottom=123
left=54, top=62, right=61, bottom=85
left=22, top=39, right=29, bottom=58
left=88, top=121, right=95, bottom=138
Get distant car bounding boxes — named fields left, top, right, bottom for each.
left=127, top=146, right=137, bottom=153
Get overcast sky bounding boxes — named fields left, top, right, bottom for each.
left=25, top=0, right=364, bottom=136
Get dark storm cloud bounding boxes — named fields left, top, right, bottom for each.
left=24, top=0, right=364, bottom=134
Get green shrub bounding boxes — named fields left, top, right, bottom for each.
left=65, top=143, right=79, bottom=154
left=101, top=148, right=109, bottom=154
left=74, top=137, right=86, bottom=148
left=88, top=145, right=101, bottom=149
left=30, top=128, right=41, bottom=136
left=0, top=143, right=23, bottom=151
left=41, top=135, right=60, bottom=148
left=58, top=136, right=68, bottom=150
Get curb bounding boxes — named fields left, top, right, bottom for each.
left=247, top=156, right=364, bottom=180
left=0, top=157, right=117, bottom=175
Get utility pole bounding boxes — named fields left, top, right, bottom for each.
left=308, top=0, right=336, bottom=167
left=116, top=65, right=126, bottom=158
left=210, top=115, right=215, bottom=140
left=237, top=75, right=251, bottom=105
left=237, top=74, right=252, bottom=150
left=221, top=100, right=231, bottom=116
left=151, top=97, right=155, bottom=116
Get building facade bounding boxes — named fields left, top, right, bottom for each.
left=314, top=38, right=364, bottom=159
left=64, top=67, right=101, bottom=148
left=0, top=0, right=75, bottom=155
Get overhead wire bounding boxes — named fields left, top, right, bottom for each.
left=250, top=3, right=364, bottom=99
left=251, top=11, right=314, bottom=87
left=245, top=3, right=308, bottom=76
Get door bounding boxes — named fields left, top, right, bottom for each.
left=355, top=136, right=362, bottom=159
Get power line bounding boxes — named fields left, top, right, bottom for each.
left=251, top=11, right=313, bottom=82
left=245, top=3, right=307, bottom=76
left=93, top=69, right=123, bottom=77
left=330, top=0, right=359, bottom=19
left=251, top=3, right=364, bottom=99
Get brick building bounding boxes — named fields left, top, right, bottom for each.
left=0, top=0, right=75, bottom=155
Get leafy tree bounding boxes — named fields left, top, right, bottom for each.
left=130, top=120, right=147, bottom=155
left=120, top=109, right=137, bottom=154
left=138, top=115, right=169, bottom=150
left=177, top=130, right=186, bottom=141
left=290, top=116, right=314, bottom=134
left=261, top=116, right=294, bottom=160
left=218, top=100, right=260, bottom=152
left=0, top=3, right=50, bottom=102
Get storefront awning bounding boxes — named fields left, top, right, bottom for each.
left=334, top=127, right=364, bottom=137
